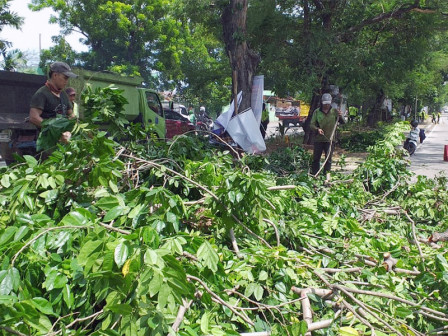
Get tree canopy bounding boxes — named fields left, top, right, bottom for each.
left=0, top=0, right=24, bottom=63
left=8, top=0, right=448, bottom=116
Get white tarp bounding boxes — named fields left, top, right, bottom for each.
left=213, top=76, right=266, bottom=153
left=215, top=92, right=242, bottom=129
left=226, top=108, right=266, bottom=154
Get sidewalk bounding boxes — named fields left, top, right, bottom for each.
left=409, top=113, right=448, bottom=180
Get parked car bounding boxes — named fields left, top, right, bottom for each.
left=163, top=108, right=195, bottom=138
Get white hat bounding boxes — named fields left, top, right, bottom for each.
left=322, top=93, right=332, bottom=105
left=200, top=106, right=205, bottom=112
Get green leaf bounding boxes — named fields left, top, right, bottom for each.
left=49, top=231, right=71, bottom=249
left=259, top=270, right=268, bottom=281
left=289, top=321, right=308, bottom=336
left=108, top=303, right=133, bottom=314
left=0, top=227, right=17, bottom=246
left=1, top=174, right=10, bottom=188
left=339, top=327, right=359, bottom=336
left=0, top=295, right=18, bottom=305
left=148, top=271, right=163, bottom=297
left=395, top=307, right=413, bottom=318
left=200, top=311, right=210, bottom=334
left=104, top=205, right=127, bottom=222
left=23, top=155, right=38, bottom=167
left=128, top=204, right=144, bottom=219
left=109, top=180, right=119, bottom=193
left=62, top=284, right=74, bottom=309
left=24, top=195, right=35, bottom=210
left=78, top=240, right=103, bottom=266
left=31, top=297, right=56, bottom=315
left=60, top=210, right=90, bottom=226
left=0, top=271, right=13, bottom=295
left=253, top=284, right=264, bottom=301
left=114, top=241, right=129, bottom=268
left=197, top=241, right=219, bottom=273
left=95, top=196, right=120, bottom=210
left=27, top=314, right=52, bottom=334
left=157, top=283, right=171, bottom=308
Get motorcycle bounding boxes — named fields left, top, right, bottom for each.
left=196, top=115, right=214, bottom=132
left=403, top=137, right=417, bottom=155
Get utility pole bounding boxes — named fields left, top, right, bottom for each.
left=414, top=96, right=418, bottom=120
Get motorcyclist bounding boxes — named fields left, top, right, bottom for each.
left=196, top=106, right=213, bottom=131
left=197, top=106, right=208, bottom=121
left=404, top=120, right=420, bottom=155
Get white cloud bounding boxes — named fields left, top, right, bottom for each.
left=1, top=0, right=87, bottom=53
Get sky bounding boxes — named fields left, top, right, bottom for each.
left=2, top=0, right=87, bottom=54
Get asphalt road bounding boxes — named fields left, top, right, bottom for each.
left=409, top=111, right=448, bottom=180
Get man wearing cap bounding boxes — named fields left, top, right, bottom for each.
left=310, top=93, right=345, bottom=176
left=29, top=61, right=77, bottom=144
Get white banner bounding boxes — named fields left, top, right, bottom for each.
left=251, top=75, right=264, bottom=125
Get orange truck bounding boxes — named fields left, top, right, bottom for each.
left=273, top=98, right=310, bottom=128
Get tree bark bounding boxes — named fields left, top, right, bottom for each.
left=430, top=229, right=448, bottom=243
left=222, top=0, right=260, bottom=113
left=367, top=90, right=386, bottom=126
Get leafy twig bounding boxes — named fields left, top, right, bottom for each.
left=403, top=211, right=426, bottom=271
left=122, top=152, right=272, bottom=248
left=11, top=226, right=91, bottom=267
left=186, top=275, right=255, bottom=326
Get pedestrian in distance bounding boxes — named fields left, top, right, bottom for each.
left=188, top=105, right=196, bottom=124
left=431, top=111, right=437, bottom=124
left=310, top=93, right=345, bottom=177
left=260, top=102, right=270, bottom=139
left=437, top=111, right=441, bottom=124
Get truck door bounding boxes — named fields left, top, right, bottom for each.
left=143, top=90, right=166, bottom=138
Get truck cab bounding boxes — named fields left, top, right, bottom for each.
left=71, top=69, right=167, bottom=138
left=0, top=69, right=193, bottom=165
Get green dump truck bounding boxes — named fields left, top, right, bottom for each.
left=0, top=69, right=193, bottom=165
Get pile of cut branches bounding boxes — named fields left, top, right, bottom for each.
left=0, top=88, right=447, bottom=336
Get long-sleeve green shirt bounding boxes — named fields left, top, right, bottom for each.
left=310, top=107, right=344, bottom=143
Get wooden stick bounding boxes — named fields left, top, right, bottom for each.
left=233, top=70, right=238, bottom=115
left=262, top=218, right=280, bottom=247
left=229, top=228, right=243, bottom=258
left=267, top=185, right=297, bottom=191
left=171, top=298, right=193, bottom=332
left=404, top=211, right=426, bottom=271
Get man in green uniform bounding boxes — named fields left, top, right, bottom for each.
left=310, top=93, right=345, bottom=176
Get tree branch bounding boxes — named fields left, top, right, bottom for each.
left=338, top=1, right=425, bottom=43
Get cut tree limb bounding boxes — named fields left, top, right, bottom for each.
left=429, top=229, right=448, bottom=243
left=382, top=252, right=398, bottom=271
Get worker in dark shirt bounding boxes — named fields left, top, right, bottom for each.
left=29, top=61, right=77, bottom=144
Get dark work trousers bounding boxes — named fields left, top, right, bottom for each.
left=311, top=141, right=333, bottom=175
left=260, top=121, right=269, bottom=139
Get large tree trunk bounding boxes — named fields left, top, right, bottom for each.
left=367, top=90, right=386, bottom=126
left=222, top=0, right=260, bottom=113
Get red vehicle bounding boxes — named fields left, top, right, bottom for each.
left=163, top=108, right=195, bottom=138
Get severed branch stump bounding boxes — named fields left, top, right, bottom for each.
left=429, top=229, right=448, bottom=243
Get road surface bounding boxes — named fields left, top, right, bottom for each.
left=409, top=111, right=448, bottom=180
